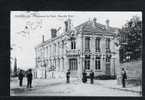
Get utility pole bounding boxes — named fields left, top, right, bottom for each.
left=113, top=58, right=116, bottom=77
left=44, top=60, right=47, bottom=79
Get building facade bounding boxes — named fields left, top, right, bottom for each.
left=35, top=18, right=120, bottom=79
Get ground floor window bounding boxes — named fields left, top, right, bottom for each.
left=69, top=58, right=78, bottom=71
left=54, top=60, right=56, bottom=68
left=95, top=56, right=101, bottom=70
left=85, top=55, right=90, bottom=70
left=58, top=59, right=60, bottom=71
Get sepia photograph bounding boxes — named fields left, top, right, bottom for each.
left=10, top=11, right=142, bottom=96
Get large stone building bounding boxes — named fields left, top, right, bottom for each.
left=35, top=18, right=120, bottom=79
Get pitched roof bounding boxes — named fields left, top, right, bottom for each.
left=74, top=20, right=119, bottom=34
left=35, top=19, right=119, bottom=48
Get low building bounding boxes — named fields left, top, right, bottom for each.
left=35, top=18, right=120, bottom=79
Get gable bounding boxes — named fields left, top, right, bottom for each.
left=75, top=20, right=117, bottom=36
left=81, top=21, right=107, bottom=35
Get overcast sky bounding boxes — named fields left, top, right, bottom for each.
left=10, top=11, right=142, bottom=70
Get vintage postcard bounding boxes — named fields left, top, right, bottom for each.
left=10, top=11, right=142, bottom=96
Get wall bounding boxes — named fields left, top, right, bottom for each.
left=117, top=60, right=142, bottom=85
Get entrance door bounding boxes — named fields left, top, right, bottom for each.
left=69, top=58, right=78, bottom=76
left=106, top=63, right=111, bottom=75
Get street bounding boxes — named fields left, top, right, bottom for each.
left=10, top=77, right=141, bottom=96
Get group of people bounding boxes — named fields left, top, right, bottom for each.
left=66, top=69, right=95, bottom=84
left=18, top=68, right=127, bottom=88
left=82, top=70, right=94, bottom=84
left=18, top=69, right=33, bottom=88
left=66, top=68, right=127, bottom=88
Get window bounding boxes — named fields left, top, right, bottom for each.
left=58, top=42, right=60, bottom=55
left=62, top=40, right=64, bottom=49
left=54, top=44, right=56, bottom=55
left=62, top=40, right=64, bottom=55
left=40, top=48, right=43, bottom=57
left=46, top=46, right=48, bottom=58
left=62, top=58, right=64, bottom=71
left=58, top=59, right=60, bottom=71
left=106, top=57, right=111, bottom=62
left=69, top=59, right=77, bottom=71
left=50, top=45, right=51, bottom=57
left=85, top=37, right=90, bottom=50
left=71, top=39, right=76, bottom=49
left=85, top=55, right=90, bottom=70
left=95, top=56, right=101, bottom=70
left=106, top=38, right=110, bottom=49
left=95, top=38, right=100, bottom=51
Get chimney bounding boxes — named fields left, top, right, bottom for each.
left=68, top=18, right=71, bottom=30
left=64, top=21, right=68, bottom=32
left=64, top=18, right=71, bottom=32
left=93, top=17, right=97, bottom=26
left=51, top=28, right=57, bottom=38
left=106, top=19, right=110, bottom=30
left=42, top=35, right=44, bottom=42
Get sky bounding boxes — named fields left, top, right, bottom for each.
left=10, top=11, right=142, bottom=70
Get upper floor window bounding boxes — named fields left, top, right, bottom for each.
left=106, top=57, right=111, bottom=62
left=62, top=40, right=64, bottom=49
left=95, top=38, right=100, bottom=52
left=85, top=37, right=90, bottom=51
left=40, top=48, right=43, bottom=57
left=54, top=44, right=56, bottom=55
left=62, top=40, right=64, bottom=54
left=58, top=42, right=60, bottom=55
left=50, top=45, right=51, bottom=56
left=46, top=46, right=48, bottom=56
left=106, top=38, right=110, bottom=49
left=45, top=46, right=48, bottom=58
left=71, top=38, right=76, bottom=49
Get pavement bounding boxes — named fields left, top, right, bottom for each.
left=10, top=77, right=142, bottom=96
left=94, top=80, right=142, bottom=94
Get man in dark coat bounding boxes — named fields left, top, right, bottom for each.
left=90, top=70, right=94, bottom=84
left=82, top=70, right=87, bottom=83
left=121, top=68, right=127, bottom=88
left=26, top=69, right=33, bottom=88
left=18, top=70, right=24, bottom=87
left=66, top=69, right=70, bottom=83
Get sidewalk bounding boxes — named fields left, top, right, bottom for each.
left=10, top=77, right=141, bottom=96
left=11, top=77, right=142, bottom=94
left=10, top=77, right=81, bottom=96
left=95, top=80, right=142, bottom=94
left=10, top=77, right=66, bottom=88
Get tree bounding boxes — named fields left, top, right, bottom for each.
left=119, top=16, right=142, bottom=63
left=14, top=58, right=18, bottom=76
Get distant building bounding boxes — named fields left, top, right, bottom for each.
left=35, top=18, right=120, bottom=79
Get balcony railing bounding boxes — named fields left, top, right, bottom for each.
left=66, top=50, right=80, bottom=56
left=84, top=49, right=91, bottom=52
left=106, top=48, right=111, bottom=53
left=95, top=49, right=101, bottom=52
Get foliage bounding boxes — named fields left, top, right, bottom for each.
left=13, top=58, right=17, bottom=76
left=94, top=75, right=116, bottom=80
left=119, top=16, right=142, bottom=63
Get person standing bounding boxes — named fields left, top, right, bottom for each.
left=121, top=68, right=127, bottom=88
left=90, top=70, right=94, bottom=84
left=66, top=69, right=70, bottom=83
left=18, top=70, right=24, bottom=87
left=26, top=69, right=33, bottom=88
left=82, top=70, right=87, bottom=83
